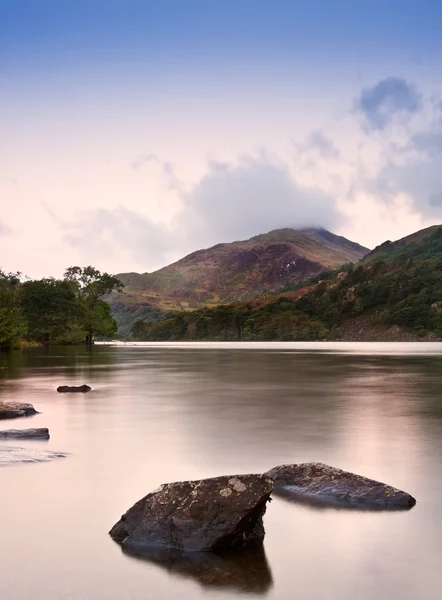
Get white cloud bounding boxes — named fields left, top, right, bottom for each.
left=177, top=154, right=340, bottom=248
left=64, top=206, right=173, bottom=271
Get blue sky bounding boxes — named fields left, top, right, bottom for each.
left=3, top=1, right=442, bottom=67
left=1, top=1, right=442, bottom=276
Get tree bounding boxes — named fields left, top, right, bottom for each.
left=64, top=266, right=123, bottom=344
left=20, top=279, right=81, bottom=343
left=131, top=319, right=148, bottom=340
left=64, top=266, right=123, bottom=298
left=0, top=270, right=27, bottom=349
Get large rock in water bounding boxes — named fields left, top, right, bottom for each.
left=57, top=384, right=91, bottom=393
left=265, top=463, right=416, bottom=510
left=110, top=474, right=273, bottom=552
left=0, top=428, right=49, bottom=439
left=0, top=402, right=38, bottom=420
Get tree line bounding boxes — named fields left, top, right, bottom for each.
left=0, top=266, right=122, bottom=349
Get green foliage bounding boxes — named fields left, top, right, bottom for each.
left=111, top=303, right=168, bottom=337
left=64, top=266, right=123, bottom=343
left=83, top=300, right=118, bottom=340
left=21, top=279, right=81, bottom=343
left=64, top=266, right=123, bottom=298
left=132, top=298, right=330, bottom=342
left=0, top=270, right=27, bottom=349
left=0, top=265, right=123, bottom=349
left=367, top=226, right=442, bottom=262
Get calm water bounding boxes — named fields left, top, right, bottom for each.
left=1, top=342, right=441, bottom=600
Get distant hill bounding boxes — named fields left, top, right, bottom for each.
left=133, top=225, right=442, bottom=342
left=109, top=228, right=369, bottom=334
left=363, top=225, right=442, bottom=262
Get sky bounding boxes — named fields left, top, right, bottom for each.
left=2, top=0, right=442, bottom=278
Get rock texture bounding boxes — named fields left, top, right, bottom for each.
left=265, top=463, right=416, bottom=510
left=0, top=402, right=38, bottom=420
left=0, top=446, right=67, bottom=466
left=0, top=428, right=49, bottom=439
left=57, top=384, right=91, bottom=393
left=110, top=474, right=273, bottom=552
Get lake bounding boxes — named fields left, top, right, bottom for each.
left=1, top=342, right=441, bottom=600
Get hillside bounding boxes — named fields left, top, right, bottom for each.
left=132, top=225, right=442, bottom=342
left=110, top=228, right=369, bottom=334
left=363, top=225, right=442, bottom=262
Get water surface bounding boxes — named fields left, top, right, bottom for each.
left=1, top=343, right=441, bottom=599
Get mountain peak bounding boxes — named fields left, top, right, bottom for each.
left=112, top=228, right=369, bottom=335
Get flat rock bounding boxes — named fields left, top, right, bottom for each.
left=0, top=428, right=50, bottom=440
left=57, top=384, right=91, bottom=393
left=123, top=544, right=272, bottom=593
left=0, top=402, right=38, bottom=420
left=0, top=446, right=67, bottom=467
left=110, top=474, right=273, bottom=552
left=265, top=463, right=416, bottom=510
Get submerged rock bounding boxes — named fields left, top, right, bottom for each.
left=123, top=544, right=273, bottom=594
left=0, top=428, right=50, bottom=440
left=0, top=402, right=38, bottom=420
left=110, top=474, right=273, bottom=552
left=0, top=446, right=67, bottom=467
left=265, top=463, right=416, bottom=510
left=57, top=384, right=91, bottom=393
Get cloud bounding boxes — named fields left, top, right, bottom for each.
left=356, top=77, right=421, bottom=131
left=59, top=78, right=441, bottom=274
left=178, top=154, right=340, bottom=247
left=39, top=201, right=70, bottom=227
left=65, top=154, right=341, bottom=271
left=0, top=221, right=12, bottom=235
left=295, top=130, right=340, bottom=159
left=411, top=128, right=442, bottom=157
left=64, top=206, right=173, bottom=269
left=130, top=153, right=183, bottom=193
left=372, top=106, right=442, bottom=219
left=130, top=153, right=158, bottom=170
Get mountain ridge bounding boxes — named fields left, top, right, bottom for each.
left=110, top=227, right=369, bottom=334
left=132, top=224, right=442, bottom=342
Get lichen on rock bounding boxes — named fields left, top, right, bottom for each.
left=110, top=474, right=273, bottom=552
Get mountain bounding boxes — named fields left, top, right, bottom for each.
left=133, top=225, right=442, bottom=342
left=110, top=228, right=369, bottom=334
left=363, top=224, right=442, bottom=262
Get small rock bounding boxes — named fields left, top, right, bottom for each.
left=0, top=428, right=50, bottom=440
left=265, top=462, right=416, bottom=510
left=0, top=402, right=38, bottom=420
left=0, top=446, right=67, bottom=467
left=57, top=384, right=91, bottom=393
left=110, top=474, right=273, bottom=552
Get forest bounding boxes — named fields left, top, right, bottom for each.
left=0, top=266, right=122, bottom=349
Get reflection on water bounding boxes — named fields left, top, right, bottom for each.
left=121, top=544, right=273, bottom=594
left=0, top=343, right=441, bottom=600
